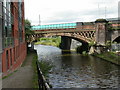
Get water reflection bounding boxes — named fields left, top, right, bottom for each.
left=34, top=45, right=120, bottom=88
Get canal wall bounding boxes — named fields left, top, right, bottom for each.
left=93, top=52, right=120, bottom=65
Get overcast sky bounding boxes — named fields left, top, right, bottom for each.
left=24, top=0, right=119, bottom=25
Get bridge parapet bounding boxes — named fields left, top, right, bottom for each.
left=76, top=22, right=95, bottom=30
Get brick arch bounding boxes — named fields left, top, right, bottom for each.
left=42, top=33, right=90, bottom=53
left=38, top=32, right=95, bottom=43
left=113, top=36, right=120, bottom=43
left=45, top=34, right=88, bottom=44
left=111, top=30, right=120, bottom=42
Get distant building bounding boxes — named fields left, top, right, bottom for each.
left=107, top=18, right=120, bottom=28
left=0, top=0, right=27, bottom=76
left=107, top=18, right=119, bottom=23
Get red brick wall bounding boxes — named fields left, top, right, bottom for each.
left=2, top=43, right=27, bottom=76
left=2, top=1, right=27, bottom=76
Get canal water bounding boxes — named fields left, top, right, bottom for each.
left=34, top=45, right=120, bottom=88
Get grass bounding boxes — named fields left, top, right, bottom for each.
left=38, top=60, right=54, bottom=78
left=38, top=60, right=54, bottom=88
left=82, top=51, right=88, bottom=56
left=94, top=52, right=120, bottom=65
left=32, top=55, right=53, bottom=88
left=32, top=54, right=39, bottom=88
left=2, top=70, right=18, bottom=80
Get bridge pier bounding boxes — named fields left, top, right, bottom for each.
left=95, top=20, right=109, bottom=53
left=60, top=36, right=72, bottom=50
left=95, top=20, right=109, bottom=46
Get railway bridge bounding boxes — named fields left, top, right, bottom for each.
left=28, top=19, right=120, bottom=53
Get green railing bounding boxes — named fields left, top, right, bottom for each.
left=31, top=23, right=77, bottom=30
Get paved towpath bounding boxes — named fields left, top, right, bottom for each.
left=2, top=52, right=35, bottom=88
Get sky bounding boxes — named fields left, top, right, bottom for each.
left=24, top=0, right=119, bottom=25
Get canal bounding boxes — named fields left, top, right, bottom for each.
left=34, top=45, right=120, bottom=88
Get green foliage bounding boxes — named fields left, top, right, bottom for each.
left=25, top=19, right=34, bottom=41
left=95, top=19, right=108, bottom=23
left=106, top=41, right=112, bottom=46
left=107, top=23, right=114, bottom=31
left=95, top=52, right=120, bottom=65
left=89, top=41, right=95, bottom=46
left=38, top=60, right=53, bottom=78
left=32, top=54, right=39, bottom=88
left=113, top=42, right=117, bottom=44
left=82, top=51, right=88, bottom=56
left=25, top=19, right=31, bottom=31
left=35, top=37, right=61, bottom=47
left=2, top=70, right=18, bottom=79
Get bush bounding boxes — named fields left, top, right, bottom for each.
left=35, top=37, right=61, bottom=47
left=95, top=19, right=108, bottom=23
left=38, top=60, right=54, bottom=78
left=82, top=51, right=88, bottom=56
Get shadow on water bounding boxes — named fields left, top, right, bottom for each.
left=61, top=50, right=71, bottom=54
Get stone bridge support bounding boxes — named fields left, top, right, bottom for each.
left=95, top=20, right=109, bottom=45
left=60, top=36, right=72, bottom=50
left=94, top=20, right=109, bottom=53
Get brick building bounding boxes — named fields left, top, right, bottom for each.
left=0, top=0, right=27, bottom=76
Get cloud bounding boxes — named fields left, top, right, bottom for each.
left=43, top=6, right=118, bottom=24
left=24, top=0, right=119, bottom=25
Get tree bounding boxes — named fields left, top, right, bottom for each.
left=25, top=19, right=34, bottom=41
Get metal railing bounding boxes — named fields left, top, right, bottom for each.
left=36, top=61, right=50, bottom=90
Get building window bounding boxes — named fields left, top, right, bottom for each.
left=0, top=1, right=2, bottom=18
left=3, top=1, right=14, bottom=48
left=18, top=1, right=23, bottom=42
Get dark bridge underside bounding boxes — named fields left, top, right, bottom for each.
left=113, top=36, right=120, bottom=43
left=46, top=34, right=89, bottom=44
left=44, top=35, right=90, bottom=53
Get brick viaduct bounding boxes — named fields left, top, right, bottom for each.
left=29, top=20, right=120, bottom=53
